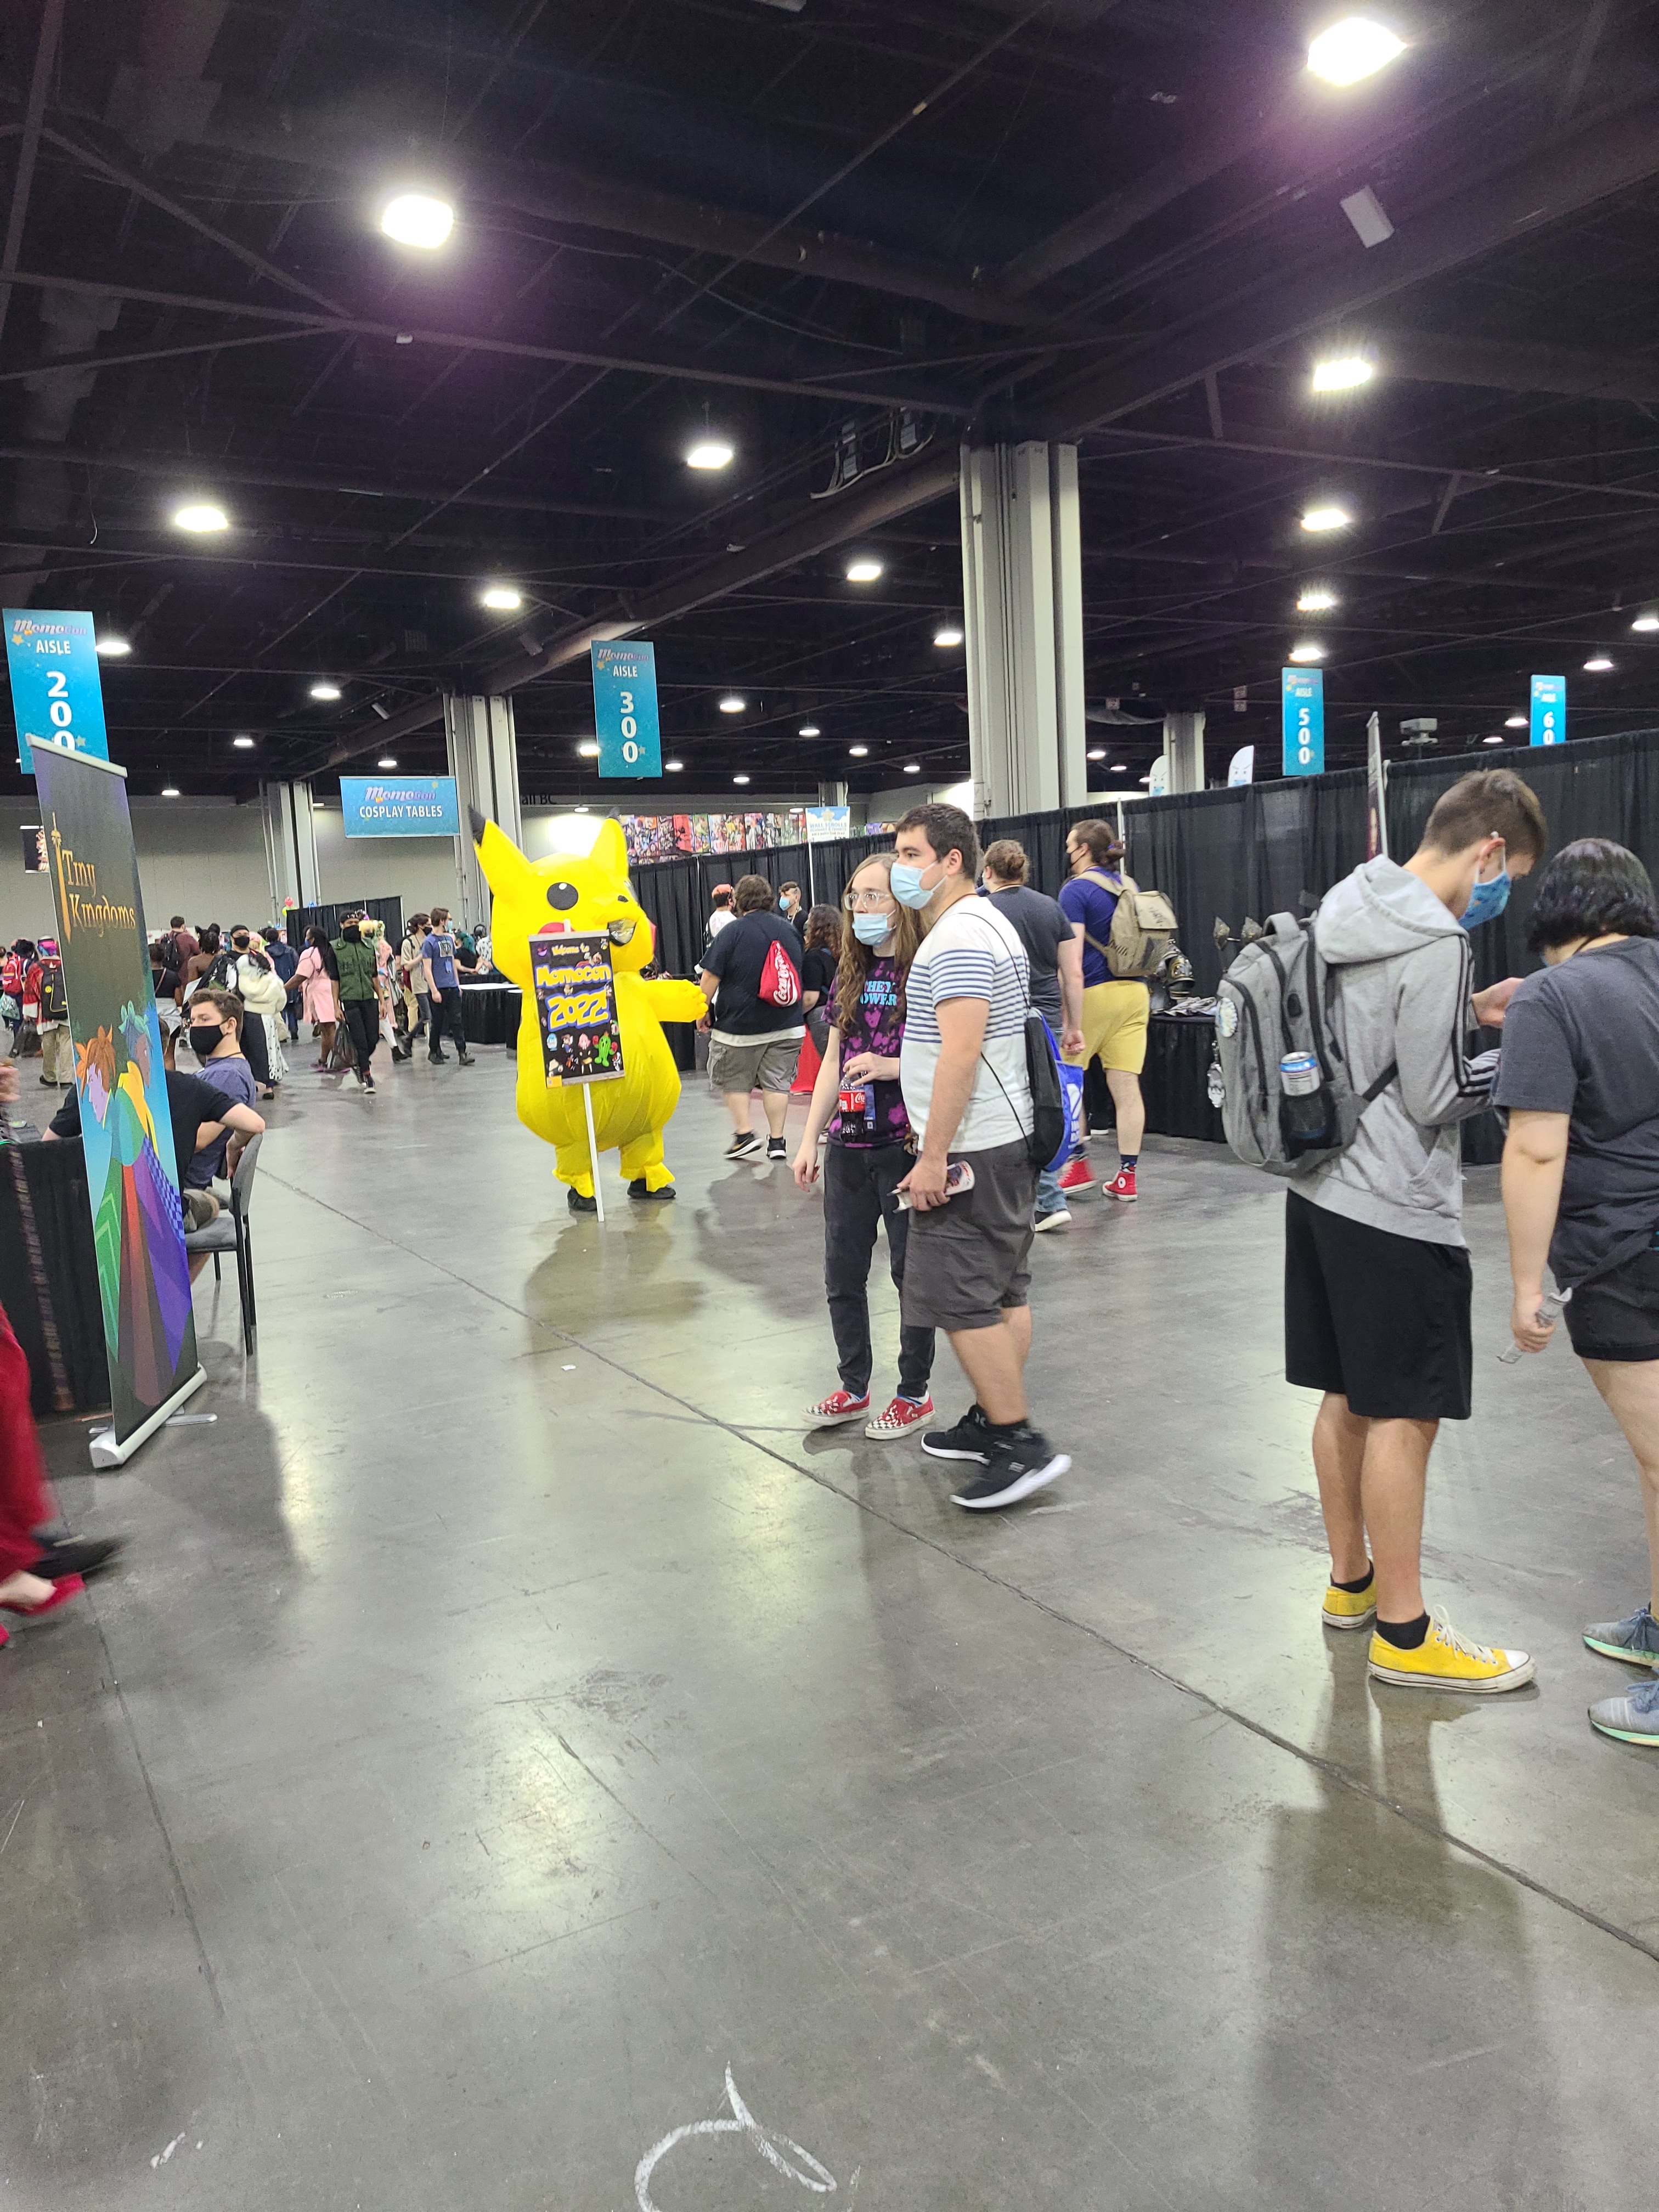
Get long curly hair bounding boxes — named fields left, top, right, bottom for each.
left=832, top=852, right=921, bottom=1039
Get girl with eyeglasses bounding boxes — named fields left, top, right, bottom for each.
left=792, top=853, right=936, bottom=1440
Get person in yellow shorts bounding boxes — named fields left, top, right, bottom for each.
left=1056, top=820, right=1148, bottom=1202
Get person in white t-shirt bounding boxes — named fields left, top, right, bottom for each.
left=893, top=802, right=1070, bottom=1512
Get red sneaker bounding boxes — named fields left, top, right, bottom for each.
left=865, top=1394, right=934, bottom=1441
left=805, top=1389, right=871, bottom=1427
left=0, top=1571, right=84, bottom=1618
left=1103, top=1167, right=1138, bottom=1203
left=1056, top=1156, right=1093, bottom=1194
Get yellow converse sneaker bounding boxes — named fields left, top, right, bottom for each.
left=1322, top=1570, right=1378, bottom=1631
left=1367, top=1610, right=1534, bottom=1694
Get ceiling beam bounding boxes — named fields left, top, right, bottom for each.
left=1023, top=93, right=1659, bottom=435
left=1362, top=324, right=1659, bottom=407
left=0, top=0, right=64, bottom=346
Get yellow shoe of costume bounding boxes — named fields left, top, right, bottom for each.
left=1322, top=1572, right=1377, bottom=1631
left=1367, top=1611, right=1534, bottom=1694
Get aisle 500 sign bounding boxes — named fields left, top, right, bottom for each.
left=3, top=608, right=111, bottom=772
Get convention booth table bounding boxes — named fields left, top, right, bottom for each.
left=458, top=981, right=522, bottom=1046
left=0, top=1136, right=109, bottom=1415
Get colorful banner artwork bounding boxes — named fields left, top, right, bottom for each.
left=532, top=932, right=624, bottom=1085
left=31, top=746, right=201, bottom=1449
left=20, top=822, right=46, bottom=872
left=340, top=775, right=460, bottom=836
left=619, top=809, right=808, bottom=863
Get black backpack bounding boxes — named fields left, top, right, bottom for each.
left=204, top=948, right=240, bottom=992
left=36, top=960, right=67, bottom=1022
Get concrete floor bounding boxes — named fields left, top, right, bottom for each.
left=5, top=1044, right=1659, bottom=2210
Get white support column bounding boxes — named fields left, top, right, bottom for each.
left=960, top=441, right=1089, bottom=819
left=444, top=693, right=522, bottom=932
left=261, top=780, right=320, bottom=916
left=1164, top=710, right=1206, bottom=794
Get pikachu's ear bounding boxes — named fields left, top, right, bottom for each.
left=591, top=816, right=629, bottom=884
left=471, top=810, right=533, bottom=899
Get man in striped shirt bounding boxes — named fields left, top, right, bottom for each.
left=893, top=803, right=1071, bottom=1510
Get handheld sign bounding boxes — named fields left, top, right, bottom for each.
left=532, top=929, right=624, bottom=1221
left=591, top=641, right=662, bottom=777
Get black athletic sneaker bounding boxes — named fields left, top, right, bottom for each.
left=952, top=1427, right=1070, bottom=1511
left=628, top=1178, right=676, bottom=1203
left=725, top=1132, right=763, bottom=1161
left=458, top=1052, right=476, bottom=1065
left=921, top=1403, right=992, bottom=1463
left=31, top=1535, right=123, bottom=1579
left=765, top=1136, right=788, bottom=1163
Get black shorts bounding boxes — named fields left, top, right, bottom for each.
left=1564, top=1246, right=1659, bottom=1363
left=1284, top=1190, right=1473, bottom=1421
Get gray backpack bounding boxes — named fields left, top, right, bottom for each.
left=1212, top=911, right=1395, bottom=1174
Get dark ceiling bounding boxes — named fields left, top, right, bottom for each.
left=5, top=0, right=1659, bottom=805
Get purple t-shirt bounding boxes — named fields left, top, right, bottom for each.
left=828, top=956, right=911, bottom=1149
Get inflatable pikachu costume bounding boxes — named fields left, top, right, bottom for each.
left=470, top=809, right=708, bottom=1209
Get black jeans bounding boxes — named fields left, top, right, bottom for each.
left=240, top=1010, right=270, bottom=1088
left=428, top=985, right=468, bottom=1059
left=342, top=998, right=380, bottom=1075
left=823, top=1139, right=934, bottom=1401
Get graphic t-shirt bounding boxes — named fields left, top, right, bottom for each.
left=1493, top=936, right=1659, bottom=1286
left=827, top=955, right=910, bottom=1149
left=421, top=931, right=459, bottom=991
left=901, top=896, right=1032, bottom=1153
left=700, top=912, right=805, bottom=1042
left=1058, top=871, right=1122, bottom=990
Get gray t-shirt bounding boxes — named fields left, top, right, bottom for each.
left=986, top=884, right=1068, bottom=1027
left=1493, top=937, right=1659, bottom=1286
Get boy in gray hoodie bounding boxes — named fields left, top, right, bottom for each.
left=1289, top=767, right=1547, bottom=1693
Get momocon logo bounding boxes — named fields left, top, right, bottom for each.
left=8, top=616, right=86, bottom=644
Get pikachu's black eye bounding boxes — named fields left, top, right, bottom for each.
left=546, top=882, right=578, bottom=911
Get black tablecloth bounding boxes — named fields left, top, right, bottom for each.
left=0, top=1136, right=109, bottom=1414
left=1084, top=1013, right=1225, bottom=1144
left=459, top=985, right=522, bottom=1045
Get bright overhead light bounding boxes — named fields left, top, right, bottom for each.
left=933, top=625, right=964, bottom=647
left=718, top=694, right=746, bottom=714
left=848, top=744, right=870, bottom=758
left=309, top=680, right=341, bottom=701
left=902, top=763, right=921, bottom=775
left=685, top=438, right=734, bottom=471
left=1289, top=642, right=1326, bottom=663
left=1137, top=774, right=1153, bottom=786
left=1086, top=747, right=1107, bottom=761
left=577, top=740, right=600, bottom=758
left=1311, top=357, right=1374, bottom=393
left=732, top=773, right=751, bottom=786
left=161, top=786, right=180, bottom=798
left=172, top=501, right=227, bottom=532
left=1505, top=714, right=1527, bottom=729
left=232, top=735, right=255, bottom=749
left=798, top=723, right=821, bottom=738
left=380, top=192, right=454, bottom=249
left=1633, top=612, right=1659, bottom=632
left=95, top=634, right=131, bottom=657
left=1297, top=588, right=1339, bottom=612
left=479, top=584, right=522, bottom=611
left=1482, top=733, right=1505, bottom=745
left=1301, top=504, right=1352, bottom=533
left=377, top=756, right=398, bottom=768
left=1110, top=763, right=1129, bottom=772
left=573, top=804, right=590, bottom=814
left=664, top=759, right=684, bottom=772
left=1307, top=16, right=1407, bottom=87
left=1584, top=655, right=1614, bottom=672
left=845, top=557, right=884, bottom=583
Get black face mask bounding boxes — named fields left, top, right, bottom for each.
left=342, top=924, right=361, bottom=941
left=188, top=1024, right=223, bottom=1058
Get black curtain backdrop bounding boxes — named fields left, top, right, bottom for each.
left=0, top=1137, right=109, bottom=1415
left=291, top=896, right=403, bottom=949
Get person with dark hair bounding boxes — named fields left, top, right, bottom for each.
left=889, top=803, right=1070, bottom=1509
left=1057, top=819, right=1148, bottom=1204
left=982, top=839, right=1084, bottom=1230
left=779, top=881, right=806, bottom=941
left=225, top=925, right=284, bottom=1097
left=1288, top=765, right=1545, bottom=1693
left=334, top=913, right=385, bottom=1092
left=262, top=924, right=301, bottom=1042
left=706, top=884, right=735, bottom=946
left=793, top=854, right=934, bottom=1437
left=1496, top=839, right=1659, bottom=1742
left=422, top=906, right=475, bottom=1066
left=698, top=873, right=803, bottom=1162
left=800, top=903, right=842, bottom=1055
left=296, top=924, right=341, bottom=1067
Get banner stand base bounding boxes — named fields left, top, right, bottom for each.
left=88, top=1365, right=207, bottom=1469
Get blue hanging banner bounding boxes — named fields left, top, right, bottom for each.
left=1282, top=667, right=1324, bottom=777
left=3, top=608, right=111, bottom=774
left=591, top=641, right=662, bottom=778
left=340, top=775, right=459, bottom=837
left=1530, top=673, right=1566, bottom=747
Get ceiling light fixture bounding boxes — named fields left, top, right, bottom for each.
left=309, top=680, right=342, bottom=701
left=798, top=723, right=821, bottom=738
left=1505, top=714, right=1527, bottom=729
left=380, top=192, right=454, bottom=249
left=685, top=437, right=734, bottom=470
left=1584, top=655, right=1614, bottom=672
left=377, top=756, right=398, bottom=768
left=718, top=693, right=746, bottom=714
left=733, top=773, right=751, bottom=785
left=573, top=805, right=590, bottom=814
left=848, top=744, right=869, bottom=758
left=1633, top=612, right=1659, bottom=632
left=664, top=759, right=684, bottom=772
left=902, top=763, right=921, bottom=775
left=1311, top=357, right=1374, bottom=392
left=1300, top=504, right=1352, bottom=533
left=1482, top=734, right=1505, bottom=745
left=1110, top=763, right=1129, bottom=772
left=577, top=740, right=599, bottom=758
left=933, top=624, right=964, bottom=647
left=161, top=786, right=180, bottom=798
left=1297, top=588, right=1339, bottom=612
left=172, top=501, right=228, bottom=532
left=1307, top=16, right=1407, bottom=87
left=845, top=557, right=884, bottom=583
left=479, top=584, right=522, bottom=611
left=1086, top=747, right=1107, bottom=761
left=1289, top=642, right=1326, bottom=663
left=95, top=635, right=131, bottom=657
left=233, top=735, right=255, bottom=749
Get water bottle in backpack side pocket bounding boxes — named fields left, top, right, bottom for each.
left=1279, top=1050, right=1334, bottom=1156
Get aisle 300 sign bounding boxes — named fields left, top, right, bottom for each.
left=591, top=641, right=662, bottom=778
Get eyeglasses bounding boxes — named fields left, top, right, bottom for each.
left=842, top=889, right=896, bottom=911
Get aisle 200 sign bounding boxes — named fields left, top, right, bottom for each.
left=591, top=641, right=662, bottom=778
left=4, top=609, right=111, bottom=774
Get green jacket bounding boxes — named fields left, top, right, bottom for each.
left=333, top=935, right=380, bottom=1002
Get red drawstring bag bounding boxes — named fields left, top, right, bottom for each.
left=757, top=934, right=801, bottom=1007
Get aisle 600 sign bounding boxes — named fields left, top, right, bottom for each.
left=591, top=641, right=662, bottom=777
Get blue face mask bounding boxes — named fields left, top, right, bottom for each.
left=889, top=859, right=938, bottom=910
left=852, top=911, right=892, bottom=947
left=1461, top=854, right=1511, bottom=930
